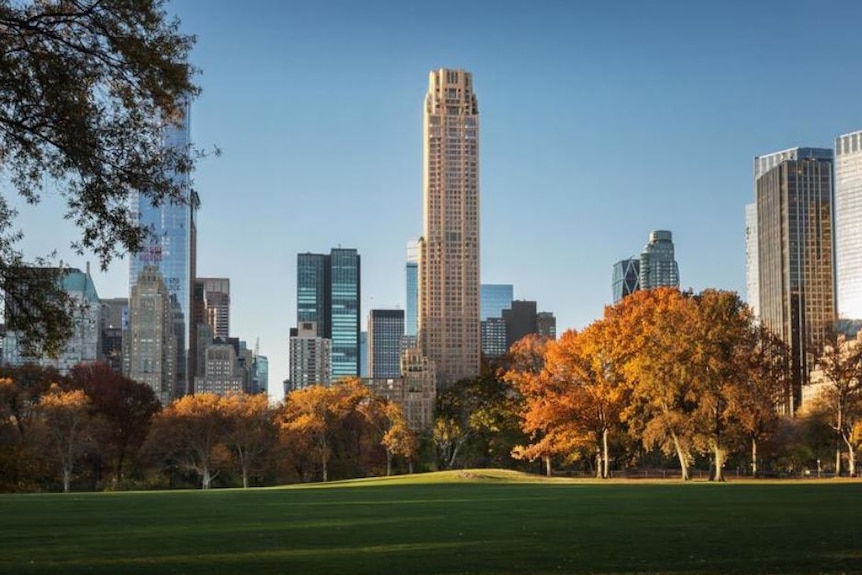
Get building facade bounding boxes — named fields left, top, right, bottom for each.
left=288, top=321, right=331, bottom=391
left=835, top=130, right=862, bottom=320
left=612, top=258, right=640, bottom=303
left=194, top=343, right=245, bottom=396
left=3, top=267, right=101, bottom=374
left=639, top=230, right=679, bottom=290
left=368, top=309, right=405, bottom=379
left=405, top=240, right=419, bottom=338
left=745, top=203, right=760, bottom=317
left=295, top=248, right=360, bottom=380
left=199, top=278, right=230, bottom=339
left=536, top=312, right=557, bottom=340
left=481, top=284, right=513, bottom=321
left=125, top=266, right=177, bottom=405
left=418, top=68, right=480, bottom=387
left=756, top=149, right=835, bottom=413
left=100, top=297, right=127, bottom=373
left=503, top=300, right=538, bottom=350
left=129, top=105, right=196, bottom=396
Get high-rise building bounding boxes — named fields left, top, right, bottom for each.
left=3, top=266, right=101, bottom=374
left=288, top=321, right=331, bottom=391
left=756, top=147, right=835, bottom=413
left=100, top=297, right=127, bottom=373
left=503, top=300, right=538, bottom=350
left=365, top=348, right=437, bottom=431
left=744, top=203, right=760, bottom=317
left=480, top=284, right=513, bottom=358
left=835, top=130, right=862, bottom=320
left=129, top=105, right=196, bottom=396
left=359, top=331, right=368, bottom=378
left=194, top=343, right=245, bottom=396
left=253, top=355, right=269, bottom=395
left=481, top=284, right=513, bottom=321
left=295, top=249, right=360, bottom=379
left=418, top=68, right=480, bottom=387
left=639, top=231, right=679, bottom=290
left=199, top=278, right=230, bottom=339
left=297, top=253, right=329, bottom=340
left=125, top=266, right=177, bottom=405
left=368, top=309, right=405, bottom=379
left=405, top=241, right=419, bottom=338
left=536, top=312, right=557, bottom=340
left=330, top=248, right=360, bottom=379
left=612, top=258, right=640, bottom=303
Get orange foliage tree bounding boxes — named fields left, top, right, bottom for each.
left=222, top=393, right=277, bottom=488
left=147, top=393, right=229, bottom=489
left=35, top=384, right=93, bottom=492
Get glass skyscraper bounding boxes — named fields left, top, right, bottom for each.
left=480, top=284, right=514, bottom=321
left=330, top=248, right=360, bottom=379
left=368, top=309, right=405, bottom=378
left=129, top=105, right=195, bottom=397
left=836, top=130, right=862, bottom=320
left=756, top=148, right=835, bottom=413
left=405, top=241, right=419, bottom=337
left=295, top=248, right=361, bottom=380
left=639, top=231, right=679, bottom=290
left=611, top=258, right=640, bottom=303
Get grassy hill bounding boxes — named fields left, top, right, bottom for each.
left=1, top=471, right=860, bottom=574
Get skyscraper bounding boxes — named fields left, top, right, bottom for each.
left=480, top=284, right=513, bottom=358
left=126, top=266, right=177, bottom=405
left=756, top=147, right=835, bottom=413
left=200, top=278, right=230, bottom=339
left=418, top=68, right=480, bottom=387
left=835, top=130, right=862, bottom=320
left=288, top=321, right=331, bottom=391
left=294, top=248, right=360, bottom=379
left=129, top=104, right=196, bottom=396
left=744, top=203, right=759, bottom=317
left=639, top=230, right=679, bottom=290
left=405, top=241, right=419, bottom=338
left=612, top=258, right=640, bottom=303
left=368, top=309, right=405, bottom=378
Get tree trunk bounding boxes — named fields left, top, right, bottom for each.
left=836, top=445, right=842, bottom=477
left=544, top=456, right=551, bottom=477
left=386, top=450, right=392, bottom=477
left=712, top=443, right=726, bottom=482
left=751, top=437, right=758, bottom=478
left=322, top=453, right=328, bottom=483
left=670, top=431, right=689, bottom=481
left=202, top=467, right=211, bottom=490
left=242, top=466, right=249, bottom=488
left=408, top=459, right=414, bottom=474
left=595, top=451, right=602, bottom=479
left=63, top=467, right=71, bottom=493
left=842, top=432, right=857, bottom=478
left=602, top=428, right=610, bottom=479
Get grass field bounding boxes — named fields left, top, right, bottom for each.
left=0, top=470, right=860, bottom=574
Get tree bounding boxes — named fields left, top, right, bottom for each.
left=612, top=288, right=698, bottom=480
left=67, top=362, right=160, bottom=484
left=731, top=324, right=788, bottom=477
left=811, top=331, right=862, bottom=477
left=35, top=384, right=93, bottom=492
left=222, top=393, right=276, bottom=488
left=280, top=379, right=371, bottom=482
left=0, top=0, right=199, bottom=353
left=360, top=398, right=417, bottom=476
left=147, top=393, right=228, bottom=489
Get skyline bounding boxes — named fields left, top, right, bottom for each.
left=8, top=1, right=862, bottom=398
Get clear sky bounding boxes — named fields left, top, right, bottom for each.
left=13, top=0, right=862, bottom=400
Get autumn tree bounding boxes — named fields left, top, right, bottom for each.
left=223, top=393, right=276, bottom=488
left=612, top=288, right=699, bottom=480
left=35, top=384, right=93, bottom=492
left=811, top=331, right=862, bottom=476
left=731, top=324, right=789, bottom=477
left=0, top=365, right=65, bottom=489
left=147, top=393, right=229, bottom=489
left=360, top=398, right=417, bottom=476
left=280, top=379, right=371, bottom=482
left=0, top=0, right=200, bottom=353
left=68, top=363, right=160, bottom=484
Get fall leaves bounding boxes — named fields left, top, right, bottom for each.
left=506, top=288, right=789, bottom=481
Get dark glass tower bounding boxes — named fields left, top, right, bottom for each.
left=612, top=258, right=640, bottom=303
left=368, top=309, right=405, bottom=378
left=295, top=248, right=361, bottom=380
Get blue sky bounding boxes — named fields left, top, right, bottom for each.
left=14, top=0, right=862, bottom=398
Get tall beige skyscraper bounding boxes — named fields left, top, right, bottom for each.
left=418, top=68, right=480, bottom=387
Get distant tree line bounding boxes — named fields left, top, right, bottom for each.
left=1, top=288, right=860, bottom=491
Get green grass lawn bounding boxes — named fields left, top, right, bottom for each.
left=0, top=470, right=860, bottom=574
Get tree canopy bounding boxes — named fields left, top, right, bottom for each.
left=0, top=0, right=199, bottom=353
